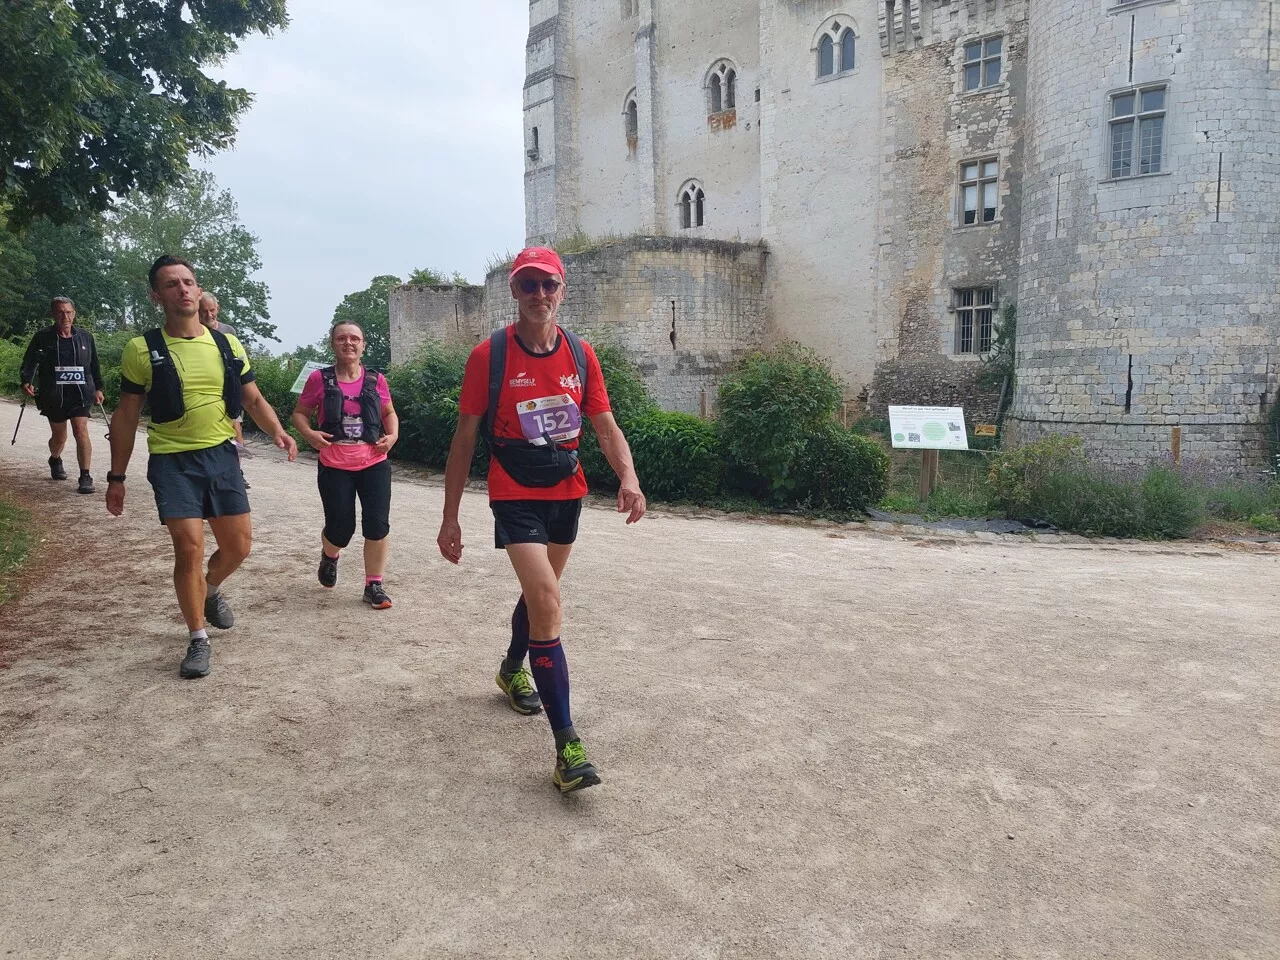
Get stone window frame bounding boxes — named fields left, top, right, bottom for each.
left=959, top=33, right=1004, bottom=96
left=813, top=15, right=860, bottom=83
left=1107, top=0, right=1177, bottom=12
left=956, top=155, right=1001, bottom=228
left=621, top=0, right=639, bottom=19
left=1104, top=82, right=1170, bottom=182
left=623, top=88, right=639, bottom=156
left=705, top=59, right=739, bottom=118
left=949, top=285, right=998, bottom=357
left=677, top=179, right=706, bottom=230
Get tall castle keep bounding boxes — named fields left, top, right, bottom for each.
left=392, top=0, right=1280, bottom=467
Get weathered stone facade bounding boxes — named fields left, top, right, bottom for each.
left=390, top=237, right=767, bottom=413
left=391, top=0, right=1279, bottom=466
left=1010, top=0, right=1280, bottom=469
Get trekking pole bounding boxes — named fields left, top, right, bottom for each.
left=11, top=399, right=26, bottom=445
left=97, top=401, right=111, bottom=439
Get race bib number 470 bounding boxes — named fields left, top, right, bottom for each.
left=55, top=366, right=86, bottom=384
left=517, top=394, right=581, bottom=445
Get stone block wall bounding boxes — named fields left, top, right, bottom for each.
left=391, top=237, right=767, bottom=414
left=1012, top=0, right=1280, bottom=469
left=388, top=284, right=485, bottom=365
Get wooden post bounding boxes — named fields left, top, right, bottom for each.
left=1172, top=426, right=1182, bottom=465
left=918, top=449, right=939, bottom=505
left=699, top=388, right=708, bottom=419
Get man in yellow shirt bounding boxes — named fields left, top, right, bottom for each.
left=106, top=255, right=298, bottom=680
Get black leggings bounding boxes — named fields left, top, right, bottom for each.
left=317, top=460, right=392, bottom=548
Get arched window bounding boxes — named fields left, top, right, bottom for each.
left=623, top=90, right=639, bottom=154
left=841, top=29, right=856, bottom=72
left=678, top=181, right=705, bottom=229
left=705, top=60, right=738, bottom=117
left=815, top=17, right=858, bottom=79
left=819, top=35, right=835, bottom=77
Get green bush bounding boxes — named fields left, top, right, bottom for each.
left=0, top=339, right=22, bottom=396
left=717, top=343, right=843, bottom=501
left=386, top=341, right=479, bottom=472
left=628, top=410, right=721, bottom=502
left=792, top=423, right=891, bottom=513
left=578, top=344, right=656, bottom=488
left=988, top=434, right=1086, bottom=515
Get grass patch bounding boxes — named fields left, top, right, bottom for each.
left=0, top=497, right=34, bottom=606
left=879, top=449, right=997, bottom=519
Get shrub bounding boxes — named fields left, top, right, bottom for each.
left=1137, top=466, right=1204, bottom=539
left=988, top=434, right=1086, bottom=515
left=0, top=339, right=22, bottom=397
left=717, top=343, right=842, bottom=501
left=628, top=410, right=721, bottom=502
left=386, top=341, right=480, bottom=472
left=578, top=344, right=656, bottom=488
left=792, top=423, right=891, bottom=513
left=1013, top=462, right=1202, bottom=539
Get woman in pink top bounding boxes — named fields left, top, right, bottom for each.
left=292, top=321, right=399, bottom=609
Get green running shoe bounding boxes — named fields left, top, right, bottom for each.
left=495, top=663, right=542, bottom=715
left=553, top=739, right=601, bottom=794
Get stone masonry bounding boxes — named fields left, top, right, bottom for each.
left=391, top=0, right=1280, bottom=467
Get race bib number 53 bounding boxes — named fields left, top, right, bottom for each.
left=517, top=394, right=581, bottom=445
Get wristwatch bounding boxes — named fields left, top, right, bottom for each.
left=106, top=472, right=127, bottom=483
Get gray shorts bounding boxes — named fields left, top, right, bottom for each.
left=147, top=440, right=250, bottom=523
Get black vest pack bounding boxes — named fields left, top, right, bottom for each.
left=317, top=366, right=383, bottom=444
left=481, top=327, right=591, bottom=488
left=142, top=327, right=245, bottom=424
left=34, top=326, right=96, bottom=409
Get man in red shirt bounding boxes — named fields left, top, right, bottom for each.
left=437, top=247, right=646, bottom=793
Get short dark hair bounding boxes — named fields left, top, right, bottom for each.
left=330, top=321, right=365, bottom=347
left=149, top=254, right=197, bottom=290
left=50, top=296, right=75, bottom=314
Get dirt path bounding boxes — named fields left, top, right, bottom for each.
left=1, top=397, right=1277, bottom=959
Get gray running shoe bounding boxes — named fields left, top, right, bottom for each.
left=205, top=591, right=235, bottom=630
left=49, top=457, right=67, bottom=480
left=77, top=472, right=95, bottom=494
left=180, top=638, right=211, bottom=679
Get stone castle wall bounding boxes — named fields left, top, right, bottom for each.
left=1011, top=0, right=1280, bottom=468
left=390, top=237, right=767, bottom=414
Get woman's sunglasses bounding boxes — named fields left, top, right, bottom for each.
left=516, top=277, right=563, bottom=295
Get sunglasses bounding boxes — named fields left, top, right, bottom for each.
left=516, top=277, right=563, bottom=295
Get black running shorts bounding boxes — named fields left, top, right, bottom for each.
left=44, top=404, right=91, bottom=424
left=491, top=498, right=583, bottom=549
left=147, top=440, right=250, bottom=523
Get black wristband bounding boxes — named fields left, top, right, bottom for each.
left=106, top=472, right=126, bottom=483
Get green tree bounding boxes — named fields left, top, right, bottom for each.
left=0, top=208, right=124, bottom=339
left=330, top=275, right=402, bottom=372
left=0, top=0, right=288, bottom=225
left=106, top=171, right=275, bottom=345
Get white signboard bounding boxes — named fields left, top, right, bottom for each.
left=888, top=405, right=969, bottom=450
left=289, top=361, right=328, bottom=394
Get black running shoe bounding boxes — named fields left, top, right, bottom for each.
left=553, top=740, right=601, bottom=794
left=77, top=472, right=95, bottom=494
left=180, top=637, right=211, bottom=679
left=317, top=552, right=338, bottom=589
left=49, top=457, right=67, bottom=480
left=496, top=663, right=543, bottom=715
left=204, top=591, right=235, bottom=629
left=363, top=580, right=392, bottom=610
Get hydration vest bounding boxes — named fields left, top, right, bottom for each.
left=142, top=327, right=245, bottom=424
left=480, top=327, right=591, bottom=488
left=317, top=366, right=384, bottom=444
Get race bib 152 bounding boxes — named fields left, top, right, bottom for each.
left=517, top=394, right=581, bottom=445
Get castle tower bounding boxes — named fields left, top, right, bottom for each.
left=523, top=1, right=580, bottom=245
left=1012, top=0, right=1280, bottom=467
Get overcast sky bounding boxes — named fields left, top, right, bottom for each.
left=202, top=0, right=528, bottom=350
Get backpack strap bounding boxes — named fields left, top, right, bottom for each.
left=561, top=328, right=589, bottom=412
left=482, top=327, right=507, bottom=443
left=208, top=327, right=245, bottom=419
left=142, top=327, right=169, bottom=364
left=208, top=328, right=243, bottom=377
